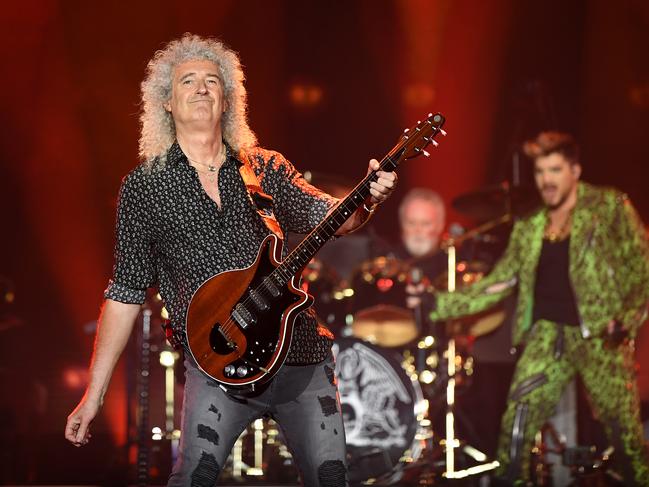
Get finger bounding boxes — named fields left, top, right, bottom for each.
left=375, top=170, right=397, bottom=181
left=369, top=187, right=386, bottom=203
left=374, top=175, right=396, bottom=189
left=369, top=183, right=391, bottom=200
left=74, top=419, right=89, bottom=444
left=367, top=158, right=380, bottom=174
left=65, top=419, right=80, bottom=442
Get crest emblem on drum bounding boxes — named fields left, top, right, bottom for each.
left=333, top=340, right=414, bottom=449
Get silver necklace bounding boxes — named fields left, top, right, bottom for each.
left=187, top=148, right=226, bottom=173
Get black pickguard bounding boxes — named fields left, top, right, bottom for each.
left=209, top=238, right=310, bottom=381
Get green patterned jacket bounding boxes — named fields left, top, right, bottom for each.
left=430, top=182, right=649, bottom=345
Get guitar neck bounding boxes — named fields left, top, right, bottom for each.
left=272, top=111, right=445, bottom=285
left=274, top=148, right=405, bottom=284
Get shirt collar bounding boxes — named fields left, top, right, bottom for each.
left=167, top=140, right=239, bottom=169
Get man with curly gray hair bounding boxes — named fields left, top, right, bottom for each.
left=65, top=34, right=398, bottom=486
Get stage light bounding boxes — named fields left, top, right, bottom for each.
left=63, top=367, right=89, bottom=389
left=289, top=83, right=324, bottom=108
left=420, top=370, right=435, bottom=384
left=159, top=350, right=177, bottom=367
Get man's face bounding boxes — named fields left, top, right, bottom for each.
left=401, top=199, right=444, bottom=258
left=164, top=59, right=226, bottom=129
left=534, top=153, right=581, bottom=209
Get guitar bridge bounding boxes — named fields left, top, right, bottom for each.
left=232, top=304, right=254, bottom=329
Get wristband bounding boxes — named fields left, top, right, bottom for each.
left=363, top=202, right=377, bottom=214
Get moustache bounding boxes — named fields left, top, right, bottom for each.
left=541, top=185, right=557, bottom=192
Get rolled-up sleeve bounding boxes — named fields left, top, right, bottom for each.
left=104, top=171, right=156, bottom=304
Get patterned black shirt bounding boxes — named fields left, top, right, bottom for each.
left=105, top=142, right=338, bottom=364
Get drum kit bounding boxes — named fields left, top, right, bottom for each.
left=213, top=183, right=539, bottom=485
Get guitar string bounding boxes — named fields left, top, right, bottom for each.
left=217, top=132, right=434, bottom=343
left=217, top=171, right=377, bottom=341
left=217, top=126, right=436, bottom=342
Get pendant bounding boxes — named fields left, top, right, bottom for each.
left=208, top=165, right=217, bottom=172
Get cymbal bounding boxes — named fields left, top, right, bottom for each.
left=303, top=171, right=354, bottom=199
left=351, top=305, right=419, bottom=347
left=434, top=260, right=506, bottom=337
left=446, top=306, right=507, bottom=338
left=452, top=182, right=539, bottom=221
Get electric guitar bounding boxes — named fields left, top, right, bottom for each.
left=185, top=113, right=446, bottom=389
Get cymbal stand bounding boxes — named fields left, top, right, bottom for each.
left=440, top=240, right=500, bottom=480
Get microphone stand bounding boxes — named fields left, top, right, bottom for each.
left=440, top=239, right=500, bottom=480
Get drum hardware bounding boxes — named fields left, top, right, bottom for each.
left=451, top=181, right=538, bottom=222
left=157, top=348, right=181, bottom=453
left=436, top=215, right=512, bottom=340
left=135, top=306, right=152, bottom=487
left=436, top=240, right=500, bottom=480
left=301, top=258, right=346, bottom=327
left=222, top=417, right=299, bottom=481
left=230, top=418, right=265, bottom=477
left=531, top=422, right=620, bottom=486
left=130, top=292, right=182, bottom=484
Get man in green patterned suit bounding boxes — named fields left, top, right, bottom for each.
left=429, top=131, right=649, bottom=485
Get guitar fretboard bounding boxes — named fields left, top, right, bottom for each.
left=272, top=150, right=402, bottom=286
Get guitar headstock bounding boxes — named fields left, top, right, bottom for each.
left=395, top=112, right=446, bottom=162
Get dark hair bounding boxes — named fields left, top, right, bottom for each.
left=523, top=131, right=580, bottom=165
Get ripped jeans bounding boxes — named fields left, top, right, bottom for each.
left=168, top=352, right=348, bottom=486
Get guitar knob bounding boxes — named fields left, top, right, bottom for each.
left=236, top=365, right=248, bottom=377
left=224, top=364, right=235, bottom=377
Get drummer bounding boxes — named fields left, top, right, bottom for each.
left=392, top=187, right=447, bottom=278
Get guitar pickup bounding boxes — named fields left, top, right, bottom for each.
left=232, top=304, right=255, bottom=329
left=249, top=289, right=269, bottom=312
left=262, top=277, right=281, bottom=298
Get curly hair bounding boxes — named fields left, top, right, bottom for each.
left=139, top=33, right=257, bottom=168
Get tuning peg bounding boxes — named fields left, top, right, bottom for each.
left=428, top=113, right=433, bottom=117
left=404, top=128, right=410, bottom=133
left=440, top=129, right=447, bottom=136
left=432, top=140, right=439, bottom=147
left=423, top=150, right=430, bottom=157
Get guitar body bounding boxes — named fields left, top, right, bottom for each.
left=185, top=234, right=312, bottom=389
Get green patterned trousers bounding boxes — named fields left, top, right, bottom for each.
left=496, top=320, right=649, bottom=486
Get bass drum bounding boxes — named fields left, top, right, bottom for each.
left=332, top=337, right=427, bottom=485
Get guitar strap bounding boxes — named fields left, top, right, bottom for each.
left=237, top=149, right=284, bottom=240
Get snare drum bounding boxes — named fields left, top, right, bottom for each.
left=332, top=337, right=427, bottom=484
